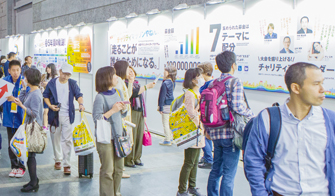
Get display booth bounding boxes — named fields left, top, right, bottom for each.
left=1, top=0, right=334, bottom=135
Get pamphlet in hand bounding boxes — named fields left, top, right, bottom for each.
left=153, top=73, right=161, bottom=84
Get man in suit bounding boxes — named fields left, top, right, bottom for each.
left=297, top=16, right=313, bottom=34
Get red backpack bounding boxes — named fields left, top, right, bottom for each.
left=200, top=76, right=233, bottom=127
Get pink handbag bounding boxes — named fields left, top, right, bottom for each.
left=143, top=123, right=152, bottom=146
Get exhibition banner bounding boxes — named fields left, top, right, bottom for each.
left=108, top=28, right=163, bottom=79
left=8, top=35, right=24, bottom=63
left=33, top=27, right=93, bottom=74
left=33, top=31, right=68, bottom=70
left=67, top=34, right=92, bottom=74
left=105, top=0, right=335, bottom=98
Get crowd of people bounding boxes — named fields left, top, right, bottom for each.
left=0, top=50, right=334, bottom=196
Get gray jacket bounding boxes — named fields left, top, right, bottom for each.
left=92, top=89, right=127, bottom=138
left=19, top=89, right=44, bottom=126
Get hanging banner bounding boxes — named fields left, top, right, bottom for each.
left=9, top=35, right=24, bottom=63
left=67, top=33, right=92, bottom=74
left=108, top=28, right=163, bottom=79
left=33, top=31, right=68, bottom=70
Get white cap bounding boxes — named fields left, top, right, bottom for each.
left=61, top=63, right=73, bottom=74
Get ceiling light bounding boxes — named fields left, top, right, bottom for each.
left=64, top=24, right=73, bottom=28
left=146, top=9, right=161, bottom=15
left=206, top=0, right=225, bottom=5
left=54, top=26, right=62, bottom=30
left=125, top=12, right=138, bottom=19
left=46, top=27, right=53, bottom=31
left=106, top=16, right=118, bottom=22
left=76, top=22, right=86, bottom=27
left=173, top=3, right=189, bottom=10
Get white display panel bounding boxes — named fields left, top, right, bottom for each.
left=107, top=1, right=335, bottom=98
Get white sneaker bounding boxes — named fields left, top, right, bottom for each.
left=15, top=168, right=25, bottom=178
left=9, top=169, right=17, bottom=177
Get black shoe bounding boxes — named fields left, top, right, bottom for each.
left=21, top=184, right=39, bottom=192
left=198, top=162, right=213, bottom=169
left=23, top=178, right=39, bottom=188
left=135, top=162, right=144, bottom=166
left=125, top=164, right=136, bottom=168
left=198, top=157, right=205, bottom=164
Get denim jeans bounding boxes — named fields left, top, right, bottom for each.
left=207, top=139, right=240, bottom=196
left=202, top=138, right=213, bottom=164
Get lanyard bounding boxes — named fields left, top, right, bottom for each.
left=10, top=79, right=23, bottom=113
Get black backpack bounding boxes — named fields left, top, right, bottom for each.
left=242, top=103, right=282, bottom=179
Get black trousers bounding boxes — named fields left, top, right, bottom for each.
left=6, top=127, right=26, bottom=170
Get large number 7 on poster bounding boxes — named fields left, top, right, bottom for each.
left=210, top=24, right=221, bottom=52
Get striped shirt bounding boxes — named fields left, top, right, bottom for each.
left=207, top=73, right=254, bottom=140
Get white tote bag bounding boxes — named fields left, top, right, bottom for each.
left=96, top=118, right=112, bottom=144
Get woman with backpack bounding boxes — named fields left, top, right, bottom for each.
left=14, top=69, right=44, bottom=192
left=158, top=65, right=177, bottom=146
left=177, top=67, right=205, bottom=196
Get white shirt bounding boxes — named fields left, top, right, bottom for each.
left=56, top=78, right=70, bottom=117
left=261, top=100, right=328, bottom=195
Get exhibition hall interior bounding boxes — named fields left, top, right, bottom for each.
left=0, top=0, right=334, bottom=195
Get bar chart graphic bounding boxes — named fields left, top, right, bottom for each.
left=175, top=27, right=200, bottom=55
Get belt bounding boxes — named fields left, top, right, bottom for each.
left=273, top=190, right=284, bottom=196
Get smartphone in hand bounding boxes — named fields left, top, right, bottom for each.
left=121, top=101, right=131, bottom=104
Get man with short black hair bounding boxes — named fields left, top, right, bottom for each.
left=280, top=37, right=294, bottom=53
left=2, top=60, right=28, bottom=178
left=206, top=51, right=254, bottom=196
left=43, top=63, right=84, bottom=175
left=297, top=16, right=313, bottom=34
left=4, top=52, right=17, bottom=77
left=244, top=62, right=335, bottom=195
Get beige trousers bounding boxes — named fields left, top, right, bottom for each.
left=96, top=141, right=124, bottom=196
left=162, top=113, right=173, bottom=141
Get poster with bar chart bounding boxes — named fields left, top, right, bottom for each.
left=175, top=27, right=200, bottom=55
left=164, top=26, right=205, bottom=80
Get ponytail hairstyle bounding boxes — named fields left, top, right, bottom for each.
left=23, top=56, right=32, bottom=66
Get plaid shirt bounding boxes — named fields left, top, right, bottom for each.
left=207, top=73, right=254, bottom=140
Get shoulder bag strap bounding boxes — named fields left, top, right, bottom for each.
left=229, top=77, right=250, bottom=109
left=100, top=93, right=118, bottom=138
left=264, top=106, right=282, bottom=179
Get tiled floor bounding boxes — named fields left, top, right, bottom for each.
left=0, top=112, right=251, bottom=196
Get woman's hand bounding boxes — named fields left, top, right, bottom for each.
left=14, top=98, right=26, bottom=110
left=111, top=102, right=125, bottom=113
left=146, top=82, right=156, bottom=89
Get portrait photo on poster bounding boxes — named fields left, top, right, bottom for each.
left=297, top=16, right=313, bottom=34
left=307, top=41, right=325, bottom=61
left=280, top=36, right=294, bottom=54
left=264, top=23, right=278, bottom=40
